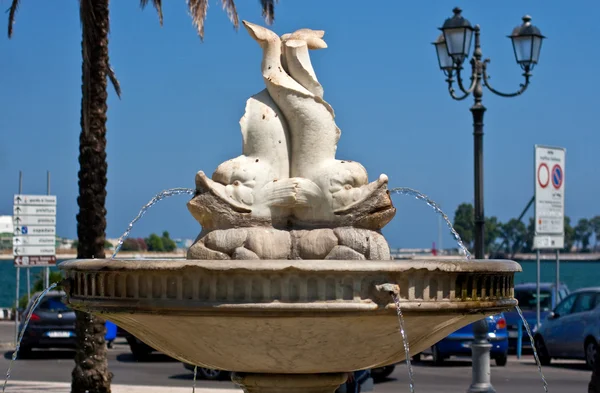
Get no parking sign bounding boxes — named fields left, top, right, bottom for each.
left=533, top=145, right=565, bottom=249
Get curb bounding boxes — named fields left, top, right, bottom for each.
left=3, top=380, right=242, bottom=393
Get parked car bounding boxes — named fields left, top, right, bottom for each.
left=415, top=314, right=508, bottom=366
left=504, top=282, right=569, bottom=349
left=182, top=362, right=230, bottom=381
left=533, top=287, right=600, bottom=369
left=18, top=290, right=117, bottom=356
left=125, top=331, right=157, bottom=360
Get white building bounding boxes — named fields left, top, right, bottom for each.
left=0, top=216, right=13, bottom=234
left=0, top=215, right=13, bottom=250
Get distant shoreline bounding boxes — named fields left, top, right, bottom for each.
left=0, top=250, right=186, bottom=260
left=391, top=253, right=600, bottom=261
left=1, top=251, right=598, bottom=261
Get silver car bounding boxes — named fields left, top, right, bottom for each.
left=534, top=287, right=600, bottom=369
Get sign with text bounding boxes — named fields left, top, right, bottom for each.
left=12, top=236, right=56, bottom=246
left=533, top=146, right=565, bottom=249
left=13, top=194, right=57, bottom=267
left=14, top=256, right=57, bottom=266
left=13, top=246, right=56, bottom=256
left=13, top=205, right=56, bottom=216
left=13, top=195, right=57, bottom=206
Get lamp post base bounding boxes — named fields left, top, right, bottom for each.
left=232, top=373, right=348, bottom=393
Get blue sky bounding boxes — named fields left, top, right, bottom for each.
left=0, top=1, right=598, bottom=249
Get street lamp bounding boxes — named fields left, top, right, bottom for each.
left=433, top=8, right=545, bottom=259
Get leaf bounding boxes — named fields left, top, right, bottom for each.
left=7, top=0, right=20, bottom=37
left=187, top=0, right=209, bottom=41
left=140, top=0, right=163, bottom=25
left=108, top=63, right=121, bottom=98
left=260, top=0, right=277, bottom=25
left=221, top=0, right=239, bottom=30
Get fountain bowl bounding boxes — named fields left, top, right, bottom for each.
left=60, top=258, right=520, bottom=374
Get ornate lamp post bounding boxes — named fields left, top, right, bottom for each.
left=433, top=8, right=545, bottom=259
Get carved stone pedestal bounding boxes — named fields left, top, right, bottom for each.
left=232, top=373, right=347, bottom=393
left=187, top=227, right=392, bottom=261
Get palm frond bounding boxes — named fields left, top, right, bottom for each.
left=260, top=0, right=277, bottom=25
left=187, top=0, right=208, bottom=41
left=7, top=0, right=21, bottom=38
left=108, top=63, right=121, bottom=98
left=220, top=0, right=239, bottom=31
left=140, top=0, right=163, bottom=25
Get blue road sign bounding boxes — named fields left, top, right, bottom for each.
left=551, top=164, right=563, bottom=189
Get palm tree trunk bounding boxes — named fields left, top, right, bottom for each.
left=72, top=0, right=112, bottom=392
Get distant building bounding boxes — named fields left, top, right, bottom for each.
left=174, top=238, right=193, bottom=250
left=0, top=216, right=13, bottom=250
left=0, top=216, right=12, bottom=233
left=56, top=237, right=75, bottom=250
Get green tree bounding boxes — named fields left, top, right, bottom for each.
left=564, top=216, right=575, bottom=252
left=499, top=219, right=527, bottom=258
left=161, top=231, right=177, bottom=252
left=591, top=215, right=600, bottom=251
left=575, top=218, right=593, bottom=252
left=484, top=216, right=501, bottom=255
left=453, top=203, right=474, bottom=251
left=145, top=233, right=165, bottom=252
left=523, top=217, right=535, bottom=253
left=19, top=271, right=64, bottom=309
left=121, top=238, right=147, bottom=252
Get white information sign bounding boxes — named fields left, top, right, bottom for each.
left=13, top=216, right=56, bottom=226
left=13, top=205, right=57, bottom=216
left=12, top=236, right=56, bottom=246
left=12, top=194, right=57, bottom=266
left=533, top=145, right=565, bottom=249
left=13, top=226, right=56, bottom=236
left=13, top=246, right=56, bottom=256
left=13, top=195, right=57, bottom=206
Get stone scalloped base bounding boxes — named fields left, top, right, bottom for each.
left=187, top=227, right=391, bottom=260
left=231, top=373, right=347, bottom=393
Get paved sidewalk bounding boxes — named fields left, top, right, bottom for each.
left=0, top=321, right=15, bottom=349
left=3, top=380, right=242, bottom=393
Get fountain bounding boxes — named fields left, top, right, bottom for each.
left=59, top=21, right=521, bottom=393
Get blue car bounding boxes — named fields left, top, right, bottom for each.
left=534, top=287, right=600, bottom=369
left=18, top=290, right=118, bottom=356
left=417, top=314, right=509, bottom=366
left=504, top=283, right=570, bottom=350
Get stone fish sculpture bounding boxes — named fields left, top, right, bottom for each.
left=187, top=22, right=396, bottom=260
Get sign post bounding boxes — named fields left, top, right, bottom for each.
left=533, top=145, right=566, bottom=328
left=13, top=194, right=57, bottom=267
left=12, top=180, right=57, bottom=344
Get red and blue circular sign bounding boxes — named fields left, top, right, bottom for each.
left=551, top=164, right=563, bottom=189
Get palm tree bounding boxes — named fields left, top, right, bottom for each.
left=8, top=1, right=277, bottom=391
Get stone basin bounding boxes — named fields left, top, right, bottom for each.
left=60, top=258, right=520, bottom=374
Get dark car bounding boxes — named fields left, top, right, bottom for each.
left=416, top=314, right=509, bottom=366
left=18, top=290, right=117, bottom=357
left=504, top=283, right=569, bottom=350
left=18, top=291, right=76, bottom=356
left=534, top=287, right=600, bottom=369
left=182, top=362, right=230, bottom=380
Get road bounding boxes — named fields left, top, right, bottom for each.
left=0, top=339, right=591, bottom=392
